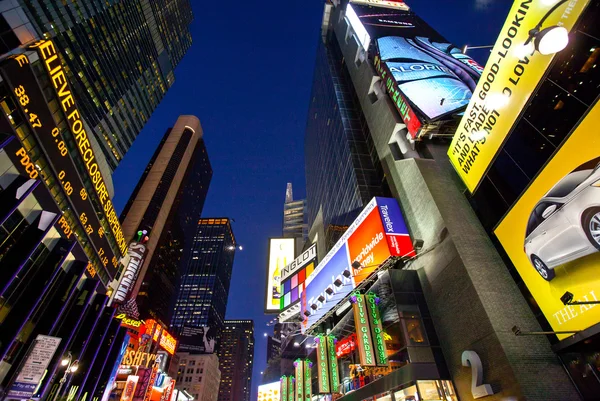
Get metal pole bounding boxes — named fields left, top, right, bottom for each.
left=568, top=300, right=600, bottom=305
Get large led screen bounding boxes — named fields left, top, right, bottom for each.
left=265, top=238, right=296, bottom=313
left=495, top=104, right=600, bottom=339
left=301, top=197, right=414, bottom=332
left=257, top=381, right=280, bottom=401
left=348, top=2, right=482, bottom=138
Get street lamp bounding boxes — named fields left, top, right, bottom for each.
left=524, top=0, right=571, bottom=56
left=54, top=353, right=79, bottom=401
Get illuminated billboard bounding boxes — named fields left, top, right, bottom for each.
left=280, top=244, right=317, bottom=311
left=113, top=242, right=147, bottom=304
left=257, top=381, right=279, bottom=401
left=495, top=104, right=600, bottom=339
left=0, top=51, right=122, bottom=280
left=347, top=3, right=482, bottom=138
left=448, top=0, right=590, bottom=193
left=301, top=197, right=414, bottom=331
left=265, top=238, right=296, bottom=313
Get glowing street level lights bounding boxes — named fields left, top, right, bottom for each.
left=54, top=353, right=79, bottom=401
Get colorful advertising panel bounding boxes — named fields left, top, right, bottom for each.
left=336, top=334, right=357, bottom=358
left=7, top=335, right=61, bottom=399
left=347, top=3, right=482, bottom=138
left=495, top=104, right=600, bottom=339
left=120, top=376, right=139, bottom=401
left=352, top=294, right=376, bottom=366
left=257, top=381, right=280, bottom=401
left=30, top=39, right=128, bottom=255
left=302, top=198, right=413, bottom=331
left=316, top=336, right=330, bottom=394
left=366, top=293, right=388, bottom=366
left=266, top=238, right=296, bottom=313
left=145, top=320, right=177, bottom=355
left=280, top=244, right=317, bottom=311
left=448, top=0, right=590, bottom=192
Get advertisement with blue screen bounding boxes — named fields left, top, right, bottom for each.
left=348, top=1, right=482, bottom=133
left=301, top=197, right=414, bottom=332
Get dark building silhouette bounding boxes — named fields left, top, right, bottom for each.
left=171, top=218, right=236, bottom=352
left=217, top=320, right=254, bottom=401
left=119, top=115, right=212, bottom=325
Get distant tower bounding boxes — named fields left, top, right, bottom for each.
left=282, top=183, right=308, bottom=241
left=217, top=320, right=255, bottom=401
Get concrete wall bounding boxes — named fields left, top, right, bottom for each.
left=325, top=3, right=579, bottom=400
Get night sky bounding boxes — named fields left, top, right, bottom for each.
left=112, top=1, right=511, bottom=399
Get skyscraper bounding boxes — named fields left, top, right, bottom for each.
left=217, top=320, right=254, bottom=401
left=282, top=183, right=308, bottom=241
left=0, top=0, right=194, bottom=170
left=118, top=115, right=212, bottom=324
left=305, top=28, right=388, bottom=255
left=171, top=218, right=236, bottom=352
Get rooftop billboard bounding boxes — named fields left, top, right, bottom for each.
left=265, top=238, right=296, bottom=313
left=301, top=197, right=414, bottom=332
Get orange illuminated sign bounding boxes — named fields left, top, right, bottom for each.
left=145, top=320, right=177, bottom=354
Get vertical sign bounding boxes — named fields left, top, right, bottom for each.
left=303, top=360, right=312, bottom=401
left=316, top=336, right=330, bottom=393
left=119, top=376, right=139, bottom=401
left=288, top=376, right=294, bottom=401
left=366, top=293, right=388, bottom=366
left=327, top=336, right=339, bottom=393
left=294, top=359, right=303, bottom=401
left=352, top=294, right=376, bottom=366
left=8, top=335, right=61, bottom=399
left=281, top=376, right=288, bottom=401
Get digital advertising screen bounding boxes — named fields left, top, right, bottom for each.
left=347, top=2, right=482, bottom=138
left=301, top=197, right=414, bottom=332
left=447, top=0, right=590, bottom=193
left=265, top=238, right=296, bottom=313
left=495, top=103, right=600, bottom=339
left=0, top=52, right=121, bottom=280
left=257, top=381, right=280, bottom=401
left=280, top=244, right=317, bottom=312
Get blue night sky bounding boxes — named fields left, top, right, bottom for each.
left=112, top=1, right=511, bottom=399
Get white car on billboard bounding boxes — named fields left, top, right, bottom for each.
left=524, top=160, right=600, bottom=281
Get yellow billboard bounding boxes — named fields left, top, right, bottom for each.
left=265, top=238, right=295, bottom=313
left=495, top=103, right=600, bottom=339
left=448, top=0, right=590, bottom=192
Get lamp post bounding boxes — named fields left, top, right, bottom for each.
left=53, top=353, right=79, bottom=401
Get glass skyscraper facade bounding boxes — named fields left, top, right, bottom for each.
left=217, top=320, right=254, bottom=401
left=4, top=0, right=194, bottom=170
left=305, top=33, right=387, bottom=251
left=171, top=218, right=236, bottom=351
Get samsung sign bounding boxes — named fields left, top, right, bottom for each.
left=301, top=198, right=414, bottom=332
